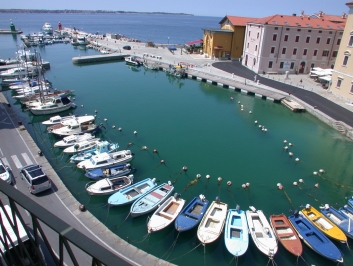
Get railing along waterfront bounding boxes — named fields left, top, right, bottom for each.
left=0, top=181, right=133, bottom=266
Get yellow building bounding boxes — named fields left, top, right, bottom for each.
left=203, top=16, right=256, bottom=60
left=330, top=1, right=353, bottom=100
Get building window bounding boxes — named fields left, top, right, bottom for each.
left=273, top=34, right=277, bottom=41
left=290, top=62, right=294, bottom=69
left=350, top=83, right=353, bottom=94
left=337, top=79, right=342, bottom=88
left=255, top=45, right=257, bottom=51
left=282, top=47, right=286, bottom=54
left=303, top=49, right=308, bottom=55
left=297, top=29, right=301, bottom=31
left=332, top=51, right=338, bottom=57
left=293, top=48, right=297, bottom=55
left=286, top=28, right=290, bottom=31
left=257, top=32, right=259, bottom=39
left=295, top=36, right=300, bottom=42
left=268, top=61, right=273, bottom=68
left=316, top=37, right=321, bottom=44
left=343, top=55, right=349, bottom=66
left=247, top=43, right=249, bottom=48
left=308, top=30, right=312, bottom=32
left=249, top=31, right=251, bottom=37
left=270, top=47, right=275, bottom=53
left=284, top=35, right=288, bottom=41
left=274, top=27, right=278, bottom=30
left=280, top=62, right=284, bottom=68
left=313, top=50, right=318, bottom=56
left=349, top=35, right=353, bottom=47
left=319, top=30, right=322, bottom=33
left=306, top=36, right=310, bottom=43
left=329, top=31, right=332, bottom=34
left=326, top=38, right=331, bottom=44
left=322, top=50, right=329, bottom=57
left=337, top=39, right=341, bottom=45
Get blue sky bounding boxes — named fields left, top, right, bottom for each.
left=0, top=0, right=350, bottom=17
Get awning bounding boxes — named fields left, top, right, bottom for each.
left=318, top=75, right=332, bottom=82
left=168, top=46, right=177, bottom=51
left=185, top=39, right=203, bottom=46
left=214, top=46, right=223, bottom=49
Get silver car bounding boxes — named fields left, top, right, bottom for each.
left=20, top=164, right=51, bottom=194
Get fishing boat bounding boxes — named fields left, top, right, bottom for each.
left=348, top=197, right=353, bottom=208
left=246, top=206, right=277, bottom=259
left=70, top=140, right=119, bottom=163
left=62, top=139, right=100, bottom=154
left=42, top=22, right=53, bottom=34
left=49, top=121, right=104, bottom=138
left=197, top=197, right=228, bottom=245
left=147, top=193, right=185, bottom=233
left=288, top=211, right=344, bottom=263
left=42, top=114, right=95, bottom=126
left=339, top=205, right=353, bottom=220
left=301, top=204, right=347, bottom=243
left=130, top=182, right=174, bottom=218
left=84, top=163, right=132, bottom=180
left=269, top=214, right=302, bottom=257
left=77, top=150, right=133, bottom=170
left=224, top=205, right=249, bottom=257
left=29, top=95, right=77, bottom=116
left=0, top=67, right=37, bottom=79
left=85, top=175, right=134, bottom=196
left=53, top=133, right=97, bottom=148
left=125, top=56, right=142, bottom=66
left=320, top=204, right=353, bottom=239
left=175, top=194, right=209, bottom=232
left=13, top=89, right=74, bottom=102
left=108, top=178, right=157, bottom=206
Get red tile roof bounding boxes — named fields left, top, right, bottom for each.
left=346, top=1, right=353, bottom=5
left=219, top=16, right=257, bottom=26
left=248, top=14, right=346, bottom=30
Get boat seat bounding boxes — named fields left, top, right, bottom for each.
left=159, top=211, right=173, bottom=220
left=278, top=233, right=296, bottom=239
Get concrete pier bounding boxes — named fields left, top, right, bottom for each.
left=72, top=53, right=128, bottom=64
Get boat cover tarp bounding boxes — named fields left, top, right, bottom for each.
left=168, top=46, right=177, bottom=51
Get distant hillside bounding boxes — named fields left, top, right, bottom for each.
left=0, top=9, right=193, bottom=16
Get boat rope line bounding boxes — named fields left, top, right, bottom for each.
left=228, top=189, right=237, bottom=206
left=167, top=242, right=202, bottom=263
left=298, top=184, right=319, bottom=202
left=227, top=255, right=237, bottom=266
left=114, top=212, right=131, bottom=229
left=315, top=172, right=353, bottom=191
left=282, top=189, right=294, bottom=209
left=203, top=244, right=206, bottom=266
left=129, top=232, right=150, bottom=243
left=298, top=255, right=311, bottom=266
left=265, top=257, right=278, bottom=266
left=181, top=177, right=199, bottom=194
left=161, top=232, right=180, bottom=260
left=104, top=204, right=111, bottom=225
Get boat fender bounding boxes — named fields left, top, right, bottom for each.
left=151, top=178, right=156, bottom=183
left=168, top=180, right=172, bottom=186
left=74, top=144, right=79, bottom=150
left=324, top=204, right=329, bottom=209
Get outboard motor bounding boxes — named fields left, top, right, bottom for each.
left=236, top=204, right=240, bottom=213
left=215, top=196, right=220, bottom=203
left=293, top=210, right=299, bottom=218
left=305, top=204, right=311, bottom=210
left=174, top=193, right=179, bottom=199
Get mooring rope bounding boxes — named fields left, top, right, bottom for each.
left=167, top=242, right=202, bottom=262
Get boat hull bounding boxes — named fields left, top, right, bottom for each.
left=30, top=103, right=75, bottom=116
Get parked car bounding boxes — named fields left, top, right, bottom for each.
left=20, top=164, right=51, bottom=194
left=0, top=159, right=11, bottom=184
left=123, top=45, right=131, bottom=50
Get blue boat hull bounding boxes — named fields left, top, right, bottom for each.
left=321, top=205, right=353, bottom=239
left=85, top=164, right=131, bottom=180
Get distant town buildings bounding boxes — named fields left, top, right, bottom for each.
left=330, top=1, right=353, bottom=100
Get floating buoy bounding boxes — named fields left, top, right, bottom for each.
left=182, top=166, right=187, bottom=171
left=289, top=152, right=293, bottom=157
left=293, top=182, right=298, bottom=186
left=95, top=110, right=98, bottom=113
left=249, top=111, right=252, bottom=114
left=242, top=184, right=246, bottom=188
left=284, top=146, right=288, bottom=150
left=73, top=98, right=76, bottom=100
left=241, top=104, right=244, bottom=108
left=313, top=171, right=318, bottom=175
left=264, top=128, right=268, bottom=132
left=241, top=108, right=244, bottom=111
left=118, top=127, right=122, bottom=131
left=255, top=120, right=258, bottom=124
left=134, top=131, right=137, bottom=135
left=238, top=101, right=240, bottom=104
left=289, top=143, right=293, bottom=146
left=81, top=105, right=84, bottom=108
left=295, top=158, right=300, bottom=162
left=315, top=183, right=319, bottom=188
left=153, top=149, right=158, bottom=153
left=259, top=125, right=262, bottom=128
left=299, top=179, right=304, bottom=183
left=112, top=125, right=115, bottom=129
left=246, top=182, right=250, bottom=187
left=206, top=175, right=210, bottom=179
left=160, top=160, right=165, bottom=164
left=218, top=177, right=222, bottom=182
left=104, top=118, right=107, bottom=122
left=142, top=146, right=148, bottom=150
left=230, top=97, right=234, bottom=100
left=319, top=169, right=325, bottom=173
left=227, top=181, right=232, bottom=186
left=278, top=185, right=283, bottom=190
left=196, top=174, right=201, bottom=179
left=283, top=140, right=287, bottom=143
left=277, top=183, right=282, bottom=187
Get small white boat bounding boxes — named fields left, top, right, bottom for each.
left=49, top=120, right=104, bottom=138
left=0, top=67, right=37, bottom=79
left=77, top=150, right=133, bottom=170
left=85, top=175, right=134, bottom=196
left=77, top=35, right=89, bottom=45
left=29, top=95, right=76, bottom=116
left=246, top=206, right=278, bottom=259
left=42, top=22, right=53, bottom=34
left=125, top=56, right=142, bottom=66
left=63, top=139, right=100, bottom=154
left=197, top=198, right=228, bottom=245
left=147, top=193, right=185, bottom=233
left=70, top=140, right=119, bottom=163
left=53, top=133, right=97, bottom=148
left=42, top=114, right=95, bottom=126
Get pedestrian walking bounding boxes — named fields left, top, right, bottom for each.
left=299, top=79, right=303, bottom=86
left=254, top=75, right=257, bottom=82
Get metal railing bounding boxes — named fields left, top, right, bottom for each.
left=0, top=181, right=133, bottom=266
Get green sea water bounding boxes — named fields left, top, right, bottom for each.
left=3, top=38, right=353, bottom=266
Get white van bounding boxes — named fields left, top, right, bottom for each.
left=0, top=205, right=45, bottom=265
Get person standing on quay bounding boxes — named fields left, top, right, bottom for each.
left=254, top=75, right=257, bottom=82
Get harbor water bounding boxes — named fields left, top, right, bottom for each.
left=1, top=13, right=353, bottom=266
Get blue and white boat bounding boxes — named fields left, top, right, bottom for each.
left=288, top=211, right=344, bottom=263
left=224, top=205, right=249, bottom=257
left=85, top=163, right=132, bottom=180
left=70, top=140, right=119, bottom=163
left=130, top=182, right=174, bottom=218
left=108, top=178, right=157, bottom=206
left=175, top=194, right=209, bottom=232
left=320, top=204, right=353, bottom=239
left=339, top=205, right=353, bottom=221
left=85, top=175, right=134, bottom=196
left=347, top=197, right=353, bottom=208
